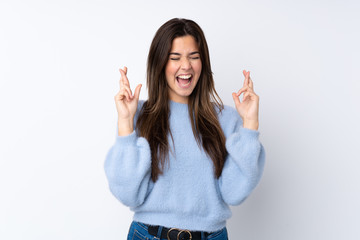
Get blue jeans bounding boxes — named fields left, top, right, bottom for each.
left=127, top=221, right=228, bottom=240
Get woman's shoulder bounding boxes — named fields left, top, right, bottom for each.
left=138, top=99, right=146, bottom=110
left=215, top=103, right=239, bottom=120
left=215, top=103, right=243, bottom=134
left=134, top=100, right=146, bottom=121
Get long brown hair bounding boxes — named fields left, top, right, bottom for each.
left=136, top=18, right=227, bottom=182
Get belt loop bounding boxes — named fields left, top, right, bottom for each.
left=156, top=226, right=163, bottom=239
left=201, top=231, right=205, bottom=240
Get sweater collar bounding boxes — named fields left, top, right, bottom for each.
left=169, top=100, right=189, bottom=112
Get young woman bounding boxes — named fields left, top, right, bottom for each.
left=104, top=18, right=265, bottom=240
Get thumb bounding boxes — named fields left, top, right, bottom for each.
left=232, top=92, right=241, bottom=107
left=134, top=84, right=142, bottom=100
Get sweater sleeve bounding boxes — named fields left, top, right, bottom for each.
left=104, top=101, right=153, bottom=208
left=218, top=108, right=266, bottom=206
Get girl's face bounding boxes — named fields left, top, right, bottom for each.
left=165, top=35, right=202, bottom=104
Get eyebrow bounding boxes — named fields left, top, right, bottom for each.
left=169, top=51, right=200, bottom=56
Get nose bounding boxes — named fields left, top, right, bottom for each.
left=180, top=58, right=191, bottom=70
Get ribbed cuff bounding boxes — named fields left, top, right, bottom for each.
left=239, top=127, right=260, bottom=139
left=115, top=130, right=137, bottom=146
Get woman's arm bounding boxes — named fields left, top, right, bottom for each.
left=104, top=67, right=151, bottom=207
left=217, top=69, right=265, bottom=205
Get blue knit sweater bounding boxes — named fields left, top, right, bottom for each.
left=104, top=100, right=265, bottom=232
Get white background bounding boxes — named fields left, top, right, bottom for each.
left=1, top=0, right=359, bottom=239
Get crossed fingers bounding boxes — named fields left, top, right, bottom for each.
left=119, top=66, right=134, bottom=101
left=235, top=70, right=257, bottom=103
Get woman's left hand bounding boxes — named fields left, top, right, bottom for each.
left=232, top=70, right=260, bottom=130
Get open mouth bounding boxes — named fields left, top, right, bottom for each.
left=176, top=74, right=193, bottom=87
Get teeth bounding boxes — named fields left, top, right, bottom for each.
left=177, top=74, right=192, bottom=79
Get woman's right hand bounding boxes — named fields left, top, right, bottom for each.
left=114, top=66, right=142, bottom=136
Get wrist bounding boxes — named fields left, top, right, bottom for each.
left=117, top=119, right=134, bottom=136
